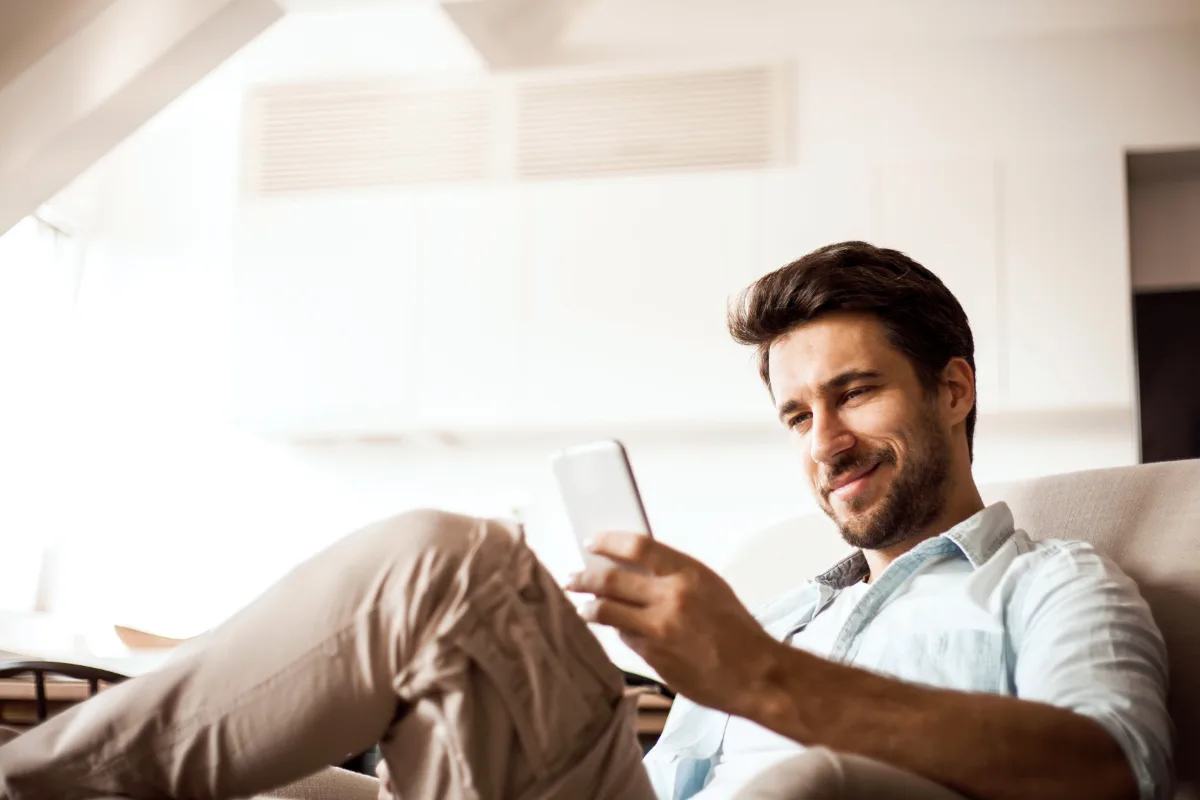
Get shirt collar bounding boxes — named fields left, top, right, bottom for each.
left=813, top=501, right=1016, bottom=587
left=943, top=501, right=1015, bottom=567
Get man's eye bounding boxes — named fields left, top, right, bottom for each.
left=845, top=387, right=872, bottom=402
left=788, top=413, right=811, bottom=430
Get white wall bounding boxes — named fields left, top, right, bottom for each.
left=796, top=27, right=1200, bottom=159
left=18, top=14, right=1199, bottom=635
left=1130, top=176, right=1200, bottom=291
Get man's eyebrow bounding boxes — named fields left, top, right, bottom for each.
left=777, top=398, right=804, bottom=423
left=775, top=370, right=884, bottom=423
left=818, top=369, right=883, bottom=394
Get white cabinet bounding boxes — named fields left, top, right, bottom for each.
left=230, top=154, right=1136, bottom=438
left=232, top=195, right=420, bottom=435
left=759, top=159, right=1003, bottom=412
left=999, top=152, right=1134, bottom=410
left=411, top=186, right=524, bottom=428
left=758, top=160, right=875, bottom=271
left=875, top=159, right=1001, bottom=408
left=522, top=172, right=770, bottom=427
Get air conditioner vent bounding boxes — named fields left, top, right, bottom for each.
left=243, top=63, right=791, bottom=196
left=244, top=81, right=492, bottom=195
left=516, top=65, right=787, bottom=179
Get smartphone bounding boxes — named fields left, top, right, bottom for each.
left=551, top=439, right=653, bottom=570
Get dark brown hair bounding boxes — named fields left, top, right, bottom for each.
left=727, top=241, right=976, bottom=457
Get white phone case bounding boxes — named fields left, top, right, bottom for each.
left=551, top=439, right=653, bottom=570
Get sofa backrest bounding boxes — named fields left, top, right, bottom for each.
left=983, top=459, right=1200, bottom=793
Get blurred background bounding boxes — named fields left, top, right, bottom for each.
left=1, top=0, right=1198, bottom=642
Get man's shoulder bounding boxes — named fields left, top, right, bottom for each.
left=997, top=530, right=1138, bottom=595
left=1003, top=529, right=1117, bottom=569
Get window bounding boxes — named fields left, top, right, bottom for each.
left=0, top=214, right=82, bottom=611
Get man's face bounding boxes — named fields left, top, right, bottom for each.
left=768, top=312, right=953, bottom=550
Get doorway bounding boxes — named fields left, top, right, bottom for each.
left=1127, top=150, right=1200, bottom=463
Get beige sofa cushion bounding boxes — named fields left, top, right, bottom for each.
left=984, top=459, right=1200, bottom=792
left=257, top=767, right=379, bottom=800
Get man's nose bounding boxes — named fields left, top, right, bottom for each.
left=809, top=410, right=855, bottom=465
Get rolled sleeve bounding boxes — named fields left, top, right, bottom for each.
left=1012, top=541, right=1173, bottom=799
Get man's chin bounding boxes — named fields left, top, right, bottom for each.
left=827, top=492, right=878, bottom=524
left=838, top=524, right=888, bottom=550
left=818, top=493, right=890, bottom=546
left=831, top=505, right=900, bottom=550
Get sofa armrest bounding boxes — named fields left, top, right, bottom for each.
left=734, top=748, right=966, bottom=800
left=258, top=767, right=379, bottom=800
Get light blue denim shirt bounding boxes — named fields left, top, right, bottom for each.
left=642, top=503, right=1173, bottom=799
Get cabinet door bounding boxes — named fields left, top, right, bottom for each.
left=876, top=158, right=1001, bottom=408
left=758, top=160, right=875, bottom=274
left=1000, top=152, right=1133, bottom=410
left=232, top=195, right=420, bottom=435
left=523, top=172, right=770, bottom=427
left=412, top=186, right=524, bottom=428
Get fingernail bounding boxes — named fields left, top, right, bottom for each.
left=564, top=571, right=580, bottom=587
left=583, top=537, right=597, bottom=551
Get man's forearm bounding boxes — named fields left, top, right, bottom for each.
left=735, top=643, right=1137, bottom=800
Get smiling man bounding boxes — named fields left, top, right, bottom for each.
left=602, top=242, right=1171, bottom=799
left=619, top=244, right=1171, bottom=800
left=600, top=241, right=1173, bottom=799
left=0, top=242, right=1170, bottom=800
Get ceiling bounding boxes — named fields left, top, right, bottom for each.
left=570, top=0, right=1200, bottom=40
left=0, top=0, right=285, bottom=235
left=0, top=0, right=114, bottom=88
left=278, top=0, right=426, bottom=8
left=265, top=0, right=1200, bottom=70
left=7, top=0, right=1197, bottom=83
left=562, top=0, right=1200, bottom=62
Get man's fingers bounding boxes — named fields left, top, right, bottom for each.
left=618, top=631, right=651, bottom=660
left=565, top=563, right=655, bottom=605
left=579, top=597, right=653, bottom=637
left=586, top=532, right=686, bottom=575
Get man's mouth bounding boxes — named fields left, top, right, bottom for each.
left=827, top=462, right=881, bottom=500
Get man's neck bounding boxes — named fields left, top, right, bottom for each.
left=862, top=479, right=985, bottom=583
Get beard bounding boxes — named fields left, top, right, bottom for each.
left=816, top=403, right=952, bottom=551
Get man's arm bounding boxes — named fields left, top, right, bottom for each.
left=740, top=639, right=1136, bottom=800
left=567, top=533, right=1159, bottom=800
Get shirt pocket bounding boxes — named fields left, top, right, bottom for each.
left=857, top=628, right=1010, bottom=695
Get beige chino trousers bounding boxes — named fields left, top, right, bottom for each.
left=0, top=510, right=656, bottom=800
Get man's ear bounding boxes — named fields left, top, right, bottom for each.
left=941, top=357, right=975, bottom=426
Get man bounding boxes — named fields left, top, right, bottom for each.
left=0, top=242, right=1170, bottom=800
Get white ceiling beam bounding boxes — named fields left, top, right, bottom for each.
left=0, top=0, right=285, bottom=236
left=439, top=0, right=596, bottom=70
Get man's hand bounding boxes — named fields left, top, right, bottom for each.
left=375, top=758, right=392, bottom=800
left=564, top=532, right=781, bottom=716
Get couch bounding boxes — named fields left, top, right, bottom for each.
left=280, top=459, right=1200, bottom=799
left=4, top=460, right=1196, bottom=799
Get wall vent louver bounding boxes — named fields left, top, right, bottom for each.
left=516, top=65, right=787, bottom=179
left=244, top=80, right=492, bottom=195
left=243, top=63, right=790, bottom=196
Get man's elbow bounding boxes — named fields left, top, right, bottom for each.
left=1077, top=720, right=1145, bottom=800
